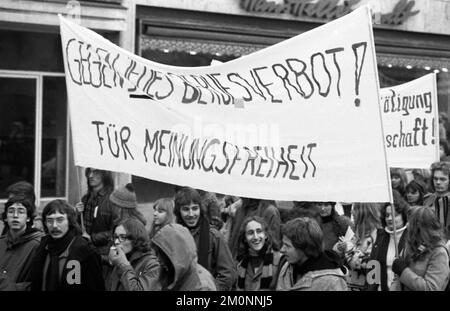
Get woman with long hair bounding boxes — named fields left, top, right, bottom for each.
left=405, top=180, right=426, bottom=208
left=149, top=198, right=175, bottom=239
left=390, top=206, right=449, bottom=291
left=369, top=191, right=410, bottom=291
left=107, top=218, right=160, bottom=291
left=390, top=168, right=408, bottom=197
left=235, top=216, right=281, bottom=291
left=344, top=202, right=383, bottom=290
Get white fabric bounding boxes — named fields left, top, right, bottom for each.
left=59, top=6, right=391, bottom=202
left=380, top=74, right=439, bottom=169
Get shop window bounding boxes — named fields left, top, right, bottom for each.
left=41, top=77, right=67, bottom=198
left=0, top=30, right=68, bottom=203
left=0, top=77, right=36, bottom=198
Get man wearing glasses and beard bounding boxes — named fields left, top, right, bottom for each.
left=30, top=200, right=104, bottom=291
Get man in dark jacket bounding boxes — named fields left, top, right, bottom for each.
left=0, top=195, right=44, bottom=290
left=174, top=187, right=237, bottom=291
left=31, top=200, right=104, bottom=291
left=75, top=168, right=118, bottom=265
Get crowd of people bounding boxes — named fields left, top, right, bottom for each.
left=1, top=161, right=450, bottom=291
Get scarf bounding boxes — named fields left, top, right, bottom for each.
left=434, top=196, right=449, bottom=228
left=188, top=215, right=210, bottom=269
left=45, top=229, right=77, bottom=291
left=237, top=243, right=278, bottom=290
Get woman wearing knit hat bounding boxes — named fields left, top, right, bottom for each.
left=149, top=198, right=175, bottom=239
left=110, top=183, right=147, bottom=226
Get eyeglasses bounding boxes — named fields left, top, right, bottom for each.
left=45, top=217, right=67, bottom=226
left=113, top=234, right=132, bottom=242
left=7, top=208, right=27, bottom=215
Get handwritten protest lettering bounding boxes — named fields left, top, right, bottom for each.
left=60, top=7, right=392, bottom=202
left=380, top=73, right=439, bottom=168
left=65, top=37, right=369, bottom=107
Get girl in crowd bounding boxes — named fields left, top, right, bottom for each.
left=149, top=198, right=175, bottom=239
left=107, top=218, right=160, bottom=291
left=369, top=191, right=409, bottom=291
left=344, top=202, right=382, bottom=290
left=405, top=180, right=426, bottom=209
left=391, top=206, right=449, bottom=291
left=235, top=216, right=281, bottom=291
left=390, top=168, right=408, bottom=197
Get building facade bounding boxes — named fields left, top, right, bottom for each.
left=0, top=0, right=133, bottom=212
left=2, top=0, right=450, bottom=216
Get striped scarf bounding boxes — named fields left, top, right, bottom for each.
left=237, top=245, right=280, bottom=290
left=435, top=196, right=449, bottom=228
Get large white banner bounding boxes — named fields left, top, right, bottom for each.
left=380, top=73, right=440, bottom=168
left=59, top=6, right=392, bottom=202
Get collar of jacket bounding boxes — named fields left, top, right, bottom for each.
left=285, top=264, right=345, bottom=290
left=384, top=224, right=408, bottom=235
left=5, top=228, right=43, bottom=249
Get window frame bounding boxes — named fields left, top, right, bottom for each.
left=0, top=69, right=69, bottom=207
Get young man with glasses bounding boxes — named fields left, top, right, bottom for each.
left=30, top=200, right=104, bottom=291
left=0, top=195, right=44, bottom=290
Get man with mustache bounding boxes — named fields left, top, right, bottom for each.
left=0, top=195, right=44, bottom=290
left=174, top=187, right=236, bottom=291
left=30, top=200, right=104, bottom=291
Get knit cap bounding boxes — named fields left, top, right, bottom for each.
left=109, top=185, right=137, bottom=209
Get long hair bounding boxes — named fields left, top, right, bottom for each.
left=42, top=200, right=81, bottom=235
left=174, top=187, right=204, bottom=223
left=390, top=167, right=407, bottom=195
left=85, top=168, right=114, bottom=193
left=406, top=206, right=445, bottom=261
left=237, top=216, right=271, bottom=259
left=352, top=203, right=382, bottom=240
left=114, top=218, right=151, bottom=253
left=149, top=198, right=175, bottom=238
left=405, top=180, right=426, bottom=205
left=380, top=190, right=410, bottom=229
left=429, top=161, right=450, bottom=193
left=117, top=208, right=147, bottom=226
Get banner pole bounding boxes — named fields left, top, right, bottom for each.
left=390, top=203, right=399, bottom=257
left=75, top=165, right=87, bottom=234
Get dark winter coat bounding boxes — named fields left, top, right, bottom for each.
left=81, top=188, right=119, bottom=257
left=30, top=235, right=105, bottom=291
left=0, top=228, right=44, bottom=290
left=191, top=226, right=237, bottom=291
left=107, top=250, right=160, bottom=291
left=368, top=227, right=407, bottom=291
left=152, top=224, right=216, bottom=291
